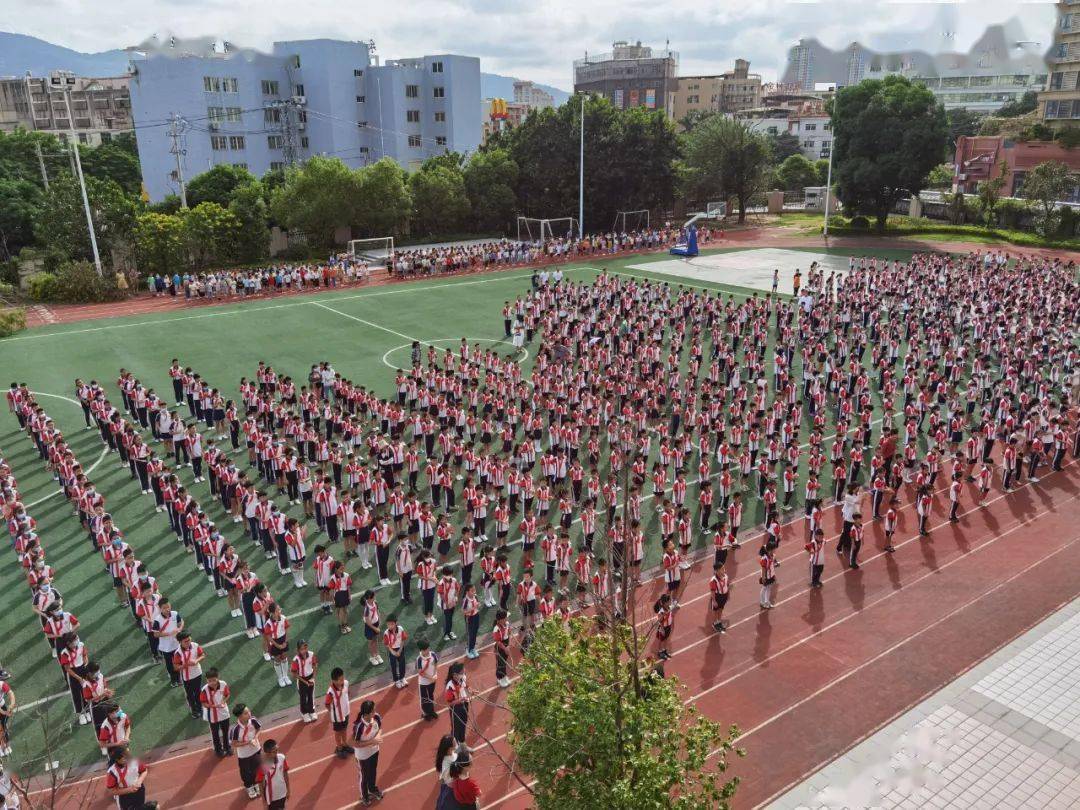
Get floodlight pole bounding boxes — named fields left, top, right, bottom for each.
left=578, top=93, right=585, bottom=239
left=822, top=140, right=835, bottom=239
left=62, top=87, right=103, bottom=277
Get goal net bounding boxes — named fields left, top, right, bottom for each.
left=348, top=237, right=395, bottom=264
left=516, top=217, right=579, bottom=244
left=706, top=201, right=727, bottom=219
left=613, top=209, right=650, bottom=232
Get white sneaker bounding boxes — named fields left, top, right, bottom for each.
left=380, top=578, right=391, bottom=587
left=263, top=652, right=272, bottom=661
left=247, top=786, right=259, bottom=799
left=361, top=561, right=372, bottom=570
left=498, top=677, right=511, bottom=688
left=426, top=616, right=437, bottom=625
left=279, top=678, right=290, bottom=688
left=369, top=656, right=379, bottom=666
left=295, top=580, right=307, bottom=589
left=232, top=609, right=242, bottom=618
left=680, top=561, right=692, bottom=570
left=207, top=574, right=214, bottom=582
left=78, top=713, right=90, bottom=725
left=216, top=588, right=225, bottom=597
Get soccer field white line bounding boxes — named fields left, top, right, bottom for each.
left=380, top=338, right=529, bottom=371
left=308, top=301, right=420, bottom=342
left=482, top=492, right=1080, bottom=809
left=19, top=391, right=109, bottom=508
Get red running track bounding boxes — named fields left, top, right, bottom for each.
left=36, top=460, right=1080, bottom=809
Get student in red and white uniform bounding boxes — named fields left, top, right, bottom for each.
left=805, top=527, right=826, bottom=588
left=104, top=746, right=149, bottom=810
left=324, top=667, right=351, bottom=757
left=199, top=668, right=232, bottom=757
left=229, top=703, right=263, bottom=799
left=96, top=704, right=131, bottom=756
left=661, top=540, right=682, bottom=606
left=382, top=616, right=409, bottom=689
left=256, top=739, right=289, bottom=810
left=288, top=639, right=318, bottom=723
left=361, top=591, right=383, bottom=666
left=436, top=568, right=460, bottom=642
left=173, top=632, right=206, bottom=719
left=709, top=563, right=730, bottom=632
left=415, top=639, right=440, bottom=721
left=284, top=518, right=307, bottom=589
left=461, top=583, right=481, bottom=659
left=948, top=475, right=963, bottom=522
left=758, top=546, right=778, bottom=609
left=652, top=592, right=676, bottom=660
left=352, top=700, right=384, bottom=805
left=492, top=610, right=513, bottom=688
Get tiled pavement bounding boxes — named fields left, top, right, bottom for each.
left=768, top=599, right=1080, bottom=810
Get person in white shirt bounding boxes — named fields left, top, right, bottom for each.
left=352, top=700, right=383, bottom=805
left=229, top=704, right=263, bottom=799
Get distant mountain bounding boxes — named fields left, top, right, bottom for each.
left=0, top=32, right=572, bottom=107
left=480, top=72, right=570, bottom=105
left=0, top=32, right=131, bottom=77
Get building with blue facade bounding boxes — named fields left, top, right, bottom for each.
left=128, top=38, right=481, bottom=201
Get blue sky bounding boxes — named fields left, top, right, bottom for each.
left=2, top=0, right=1056, bottom=89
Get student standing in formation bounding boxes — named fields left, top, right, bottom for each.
left=415, top=640, right=439, bottom=721
left=105, top=746, right=150, bottom=810
left=847, top=513, right=864, bottom=569
left=200, top=668, right=232, bottom=757
left=492, top=610, right=513, bottom=688
left=805, top=527, right=826, bottom=587
left=362, top=591, right=383, bottom=667
left=290, top=640, right=318, bottom=723
left=444, top=662, right=470, bottom=751
left=173, top=632, right=205, bottom=719
left=324, top=667, right=352, bottom=757
left=256, top=739, right=290, bottom=810
left=229, top=703, right=263, bottom=799
left=382, top=616, right=408, bottom=689
left=759, top=545, right=779, bottom=609
left=709, top=563, right=729, bottom=632
left=883, top=505, right=897, bottom=553
left=352, top=699, right=384, bottom=806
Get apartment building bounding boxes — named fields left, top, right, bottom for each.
left=1039, top=0, right=1080, bottom=126
left=0, top=70, right=132, bottom=145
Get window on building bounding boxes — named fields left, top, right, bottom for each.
left=1046, top=100, right=1060, bottom=118
left=436, top=136, right=447, bottom=146
left=354, top=68, right=364, bottom=77
left=356, top=95, right=365, bottom=103
left=211, top=135, right=228, bottom=150
left=434, top=111, right=446, bottom=122
left=406, top=109, right=420, bottom=123
left=233, top=162, right=248, bottom=170
left=225, top=78, right=239, bottom=93
left=228, top=135, right=246, bottom=150
left=820, top=143, right=831, bottom=158
left=1051, top=73, right=1064, bottom=90
left=297, top=110, right=307, bottom=123
left=262, top=80, right=280, bottom=95
left=406, top=85, right=419, bottom=98
left=408, top=134, right=422, bottom=148
left=203, top=76, right=221, bottom=93
left=433, top=86, right=445, bottom=98
left=207, top=106, right=224, bottom=122
left=226, top=107, right=243, bottom=123
left=270, top=161, right=285, bottom=171
left=292, top=56, right=301, bottom=69
left=431, top=61, right=443, bottom=73
left=300, top=136, right=309, bottom=149
left=804, top=123, right=817, bottom=131
left=358, top=146, right=369, bottom=153
left=823, top=122, right=832, bottom=131
left=802, top=139, right=815, bottom=148
left=267, top=135, right=284, bottom=149
left=264, top=108, right=281, bottom=123
left=100, top=131, right=112, bottom=142
left=294, top=84, right=305, bottom=96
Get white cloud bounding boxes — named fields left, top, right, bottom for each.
left=1, top=0, right=1054, bottom=89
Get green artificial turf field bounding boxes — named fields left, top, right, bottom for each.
left=0, top=245, right=916, bottom=771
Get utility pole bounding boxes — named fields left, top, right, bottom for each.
left=822, top=139, right=835, bottom=239
left=61, top=85, right=103, bottom=276
left=34, top=142, right=49, bottom=190
left=168, top=114, right=189, bottom=208
left=578, top=93, right=585, bottom=239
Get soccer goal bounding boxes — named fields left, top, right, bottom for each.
left=516, top=217, right=579, bottom=244
left=612, top=209, right=650, bottom=232
left=348, top=237, right=395, bottom=265
left=705, top=201, right=728, bottom=219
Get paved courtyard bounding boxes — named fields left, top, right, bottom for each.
left=769, top=599, right=1080, bottom=810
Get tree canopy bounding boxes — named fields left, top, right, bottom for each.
left=830, top=75, right=948, bottom=230
left=681, top=116, right=772, bottom=222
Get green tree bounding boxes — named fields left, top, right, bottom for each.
left=181, top=202, right=241, bottom=268
left=976, top=166, right=1006, bottom=227
left=508, top=619, right=741, bottom=809
left=1020, top=160, right=1077, bottom=235
left=682, top=116, right=772, bottom=222
left=814, top=158, right=830, bottom=186
left=0, top=177, right=43, bottom=260
left=35, top=174, right=138, bottom=264
left=79, top=138, right=142, bottom=196
left=464, top=148, right=519, bottom=233
left=354, top=158, right=411, bottom=237
left=497, top=96, right=678, bottom=233
left=269, top=156, right=362, bottom=248
left=0, top=129, right=70, bottom=187
left=830, top=75, right=948, bottom=231
left=678, top=109, right=718, bottom=132
left=187, top=163, right=257, bottom=207
left=944, top=107, right=984, bottom=156
left=926, top=163, right=954, bottom=189
left=134, top=212, right=187, bottom=276
left=409, top=163, right=470, bottom=236
left=775, top=154, right=819, bottom=191
left=765, top=131, right=801, bottom=163
left=227, top=182, right=270, bottom=263
left=995, top=90, right=1038, bottom=118
left=1055, top=126, right=1080, bottom=149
